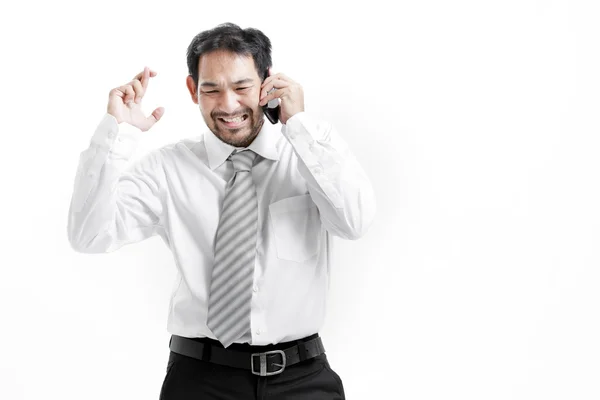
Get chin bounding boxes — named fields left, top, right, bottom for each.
left=210, top=115, right=264, bottom=148
left=222, top=130, right=253, bottom=147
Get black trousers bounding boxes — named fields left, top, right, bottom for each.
left=159, top=335, right=346, bottom=400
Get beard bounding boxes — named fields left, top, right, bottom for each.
left=206, top=107, right=265, bottom=148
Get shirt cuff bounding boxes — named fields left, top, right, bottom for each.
left=90, top=113, right=143, bottom=159
left=281, top=112, right=325, bottom=169
left=280, top=112, right=345, bottom=208
left=282, top=111, right=326, bottom=140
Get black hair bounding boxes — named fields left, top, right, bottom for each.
left=186, top=22, right=272, bottom=88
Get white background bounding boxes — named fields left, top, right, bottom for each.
left=1, top=0, right=600, bottom=399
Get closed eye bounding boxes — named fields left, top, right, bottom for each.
left=202, top=88, right=248, bottom=94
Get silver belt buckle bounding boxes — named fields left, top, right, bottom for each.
left=251, top=350, right=286, bottom=376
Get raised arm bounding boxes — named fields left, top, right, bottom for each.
left=67, top=67, right=166, bottom=253
left=260, top=71, right=376, bottom=240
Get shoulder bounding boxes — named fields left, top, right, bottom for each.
left=150, top=133, right=206, bottom=162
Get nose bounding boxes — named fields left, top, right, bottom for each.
left=219, top=89, right=242, bottom=115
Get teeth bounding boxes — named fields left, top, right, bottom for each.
left=222, top=115, right=244, bottom=123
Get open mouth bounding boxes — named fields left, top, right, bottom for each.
left=218, top=114, right=249, bottom=128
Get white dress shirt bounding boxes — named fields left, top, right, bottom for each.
left=67, top=111, right=376, bottom=345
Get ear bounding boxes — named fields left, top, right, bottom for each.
left=186, top=75, right=199, bottom=104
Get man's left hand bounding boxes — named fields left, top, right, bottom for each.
left=259, top=70, right=305, bottom=125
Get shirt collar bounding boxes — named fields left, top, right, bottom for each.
left=204, top=120, right=280, bottom=170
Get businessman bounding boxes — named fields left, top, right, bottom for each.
left=67, top=22, right=376, bottom=399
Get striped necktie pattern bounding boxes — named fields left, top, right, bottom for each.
left=206, top=149, right=259, bottom=348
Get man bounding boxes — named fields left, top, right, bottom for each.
left=67, top=22, right=376, bottom=399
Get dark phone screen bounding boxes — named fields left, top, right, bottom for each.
left=262, top=69, right=279, bottom=124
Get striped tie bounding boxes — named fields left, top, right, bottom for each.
left=207, top=149, right=259, bottom=348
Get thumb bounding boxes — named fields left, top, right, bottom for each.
left=142, top=107, right=165, bottom=131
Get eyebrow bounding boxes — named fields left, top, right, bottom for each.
left=199, top=78, right=254, bottom=88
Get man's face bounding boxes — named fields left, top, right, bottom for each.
left=187, top=50, right=265, bottom=148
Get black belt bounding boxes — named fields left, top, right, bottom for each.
left=169, top=334, right=325, bottom=376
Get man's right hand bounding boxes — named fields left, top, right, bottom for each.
left=107, top=66, right=165, bottom=132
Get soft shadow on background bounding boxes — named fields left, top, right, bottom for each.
left=2, top=1, right=600, bottom=399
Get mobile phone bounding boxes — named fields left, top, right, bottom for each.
left=262, top=69, right=280, bottom=124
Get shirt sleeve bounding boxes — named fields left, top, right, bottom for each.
left=280, top=112, right=376, bottom=240
left=67, top=113, right=164, bottom=253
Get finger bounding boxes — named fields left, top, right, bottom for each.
left=260, top=79, right=291, bottom=100
left=130, top=79, right=145, bottom=103
left=118, top=84, right=136, bottom=105
left=260, top=78, right=290, bottom=97
left=261, top=72, right=292, bottom=89
left=261, top=72, right=279, bottom=87
left=151, top=107, right=165, bottom=123
left=141, top=107, right=165, bottom=131
left=133, top=67, right=157, bottom=81
left=133, top=67, right=157, bottom=80
left=259, top=88, right=286, bottom=106
left=274, top=72, right=292, bottom=82
left=141, top=66, right=150, bottom=91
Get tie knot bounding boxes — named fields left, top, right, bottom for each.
left=229, top=150, right=257, bottom=172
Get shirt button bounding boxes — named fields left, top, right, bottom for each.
left=312, top=166, right=323, bottom=175
left=108, top=131, right=115, bottom=138
left=256, top=329, right=261, bottom=335
left=253, top=286, right=259, bottom=293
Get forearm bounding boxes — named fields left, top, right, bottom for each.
left=67, top=114, right=160, bottom=253
left=282, top=112, right=376, bottom=239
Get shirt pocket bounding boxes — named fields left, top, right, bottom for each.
left=268, top=194, right=321, bottom=263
